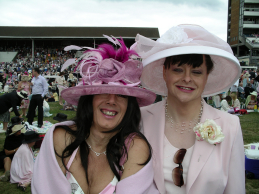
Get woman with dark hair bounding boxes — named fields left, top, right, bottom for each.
left=32, top=36, right=159, bottom=194
left=135, top=25, right=245, bottom=194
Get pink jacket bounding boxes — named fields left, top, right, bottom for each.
left=140, top=100, right=245, bottom=194
left=31, top=121, right=159, bottom=194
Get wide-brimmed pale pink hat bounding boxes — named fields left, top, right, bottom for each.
left=133, top=24, right=241, bottom=97
left=61, top=36, right=156, bottom=107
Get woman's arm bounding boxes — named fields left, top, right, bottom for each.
left=17, top=82, right=23, bottom=91
left=120, top=137, right=150, bottom=180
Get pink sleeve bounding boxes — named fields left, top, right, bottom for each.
left=31, top=121, right=75, bottom=194
left=116, top=159, right=159, bottom=194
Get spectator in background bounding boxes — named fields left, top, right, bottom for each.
left=249, top=70, right=255, bottom=80
left=220, top=96, right=232, bottom=113
left=245, top=83, right=255, bottom=98
left=55, top=72, right=66, bottom=105
left=243, top=72, right=250, bottom=88
left=17, top=74, right=31, bottom=117
left=238, top=82, right=245, bottom=99
left=10, top=131, right=41, bottom=192
left=230, top=93, right=241, bottom=110
left=254, top=69, right=259, bottom=82
left=250, top=79, right=255, bottom=90
left=0, top=90, right=28, bottom=131
left=0, top=123, right=25, bottom=182
left=230, top=79, right=239, bottom=96
left=27, top=68, right=48, bottom=128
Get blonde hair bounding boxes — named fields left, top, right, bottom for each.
left=21, top=75, right=29, bottom=82
left=230, top=93, right=237, bottom=101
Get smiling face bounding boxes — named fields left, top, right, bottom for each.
left=163, top=55, right=209, bottom=104
left=92, top=94, right=128, bottom=131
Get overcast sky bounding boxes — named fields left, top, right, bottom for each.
left=0, top=0, right=228, bottom=40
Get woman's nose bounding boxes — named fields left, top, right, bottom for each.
left=106, top=94, right=116, bottom=105
left=182, top=70, right=192, bottom=83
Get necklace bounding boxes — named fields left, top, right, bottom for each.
left=87, top=142, right=106, bottom=156
left=165, top=99, right=203, bottom=134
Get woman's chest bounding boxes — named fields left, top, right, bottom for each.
left=69, top=156, right=115, bottom=194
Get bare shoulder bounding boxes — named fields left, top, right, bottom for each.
left=127, top=136, right=150, bottom=163
left=53, top=125, right=76, bottom=156
left=120, top=135, right=150, bottom=180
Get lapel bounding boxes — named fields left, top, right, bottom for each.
left=142, top=100, right=166, bottom=194
left=186, top=100, right=221, bottom=194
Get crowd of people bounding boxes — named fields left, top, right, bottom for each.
left=0, top=24, right=249, bottom=193
left=210, top=68, right=259, bottom=114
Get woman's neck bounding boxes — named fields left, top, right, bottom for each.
left=166, top=95, right=202, bottom=123
left=87, top=126, right=117, bottom=152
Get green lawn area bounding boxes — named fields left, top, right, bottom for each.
left=0, top=100, right=258, bottom=193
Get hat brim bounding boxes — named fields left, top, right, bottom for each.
left=250, top=92, right=257, bottom=96
left=8, top=118, right=24, bottom=128
left=53, top=117, right=67, bottom=122
left=8, top=129, right=23, bottom=136
left=17, top=92, right=29, bottom=100
left=141, top=46, right=241, bottom=97
left=61, top=85, right=156, bottom=107
left=22, top=137, right=42, bottom=144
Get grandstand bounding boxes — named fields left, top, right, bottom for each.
left=0, top=26, right=160, bottom=63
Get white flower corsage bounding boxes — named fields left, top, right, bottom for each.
left=193, top=119, right=225, bottom=145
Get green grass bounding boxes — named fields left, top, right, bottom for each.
left=0, top=101, right=258, bottom=193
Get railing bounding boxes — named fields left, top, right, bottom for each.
left=242, top=35, right=259, bottom=46
left=246, top=38, right=259, bottom=45
left=244, top=8, right=259, bottom=12
left=244, top=21, right=256, bottom=24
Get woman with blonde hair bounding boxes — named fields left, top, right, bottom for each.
left=17, top=75, right=31, bottom=117
left=230, top=93, right=240, bottom=111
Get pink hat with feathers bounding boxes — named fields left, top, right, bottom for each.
left=61, top=35, right=156, bottom=107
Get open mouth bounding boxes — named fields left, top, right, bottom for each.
left=176, top=86, right=195, bottom=91
left=101, top=109, right=118, bottom=116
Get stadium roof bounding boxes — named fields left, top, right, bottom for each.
left=0, top=26, right=160, bottom=39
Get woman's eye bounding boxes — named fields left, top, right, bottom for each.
left=192, top=70, right=202, bottom=74
left=117, top=94, right=128, bottom=99
left=173, top=68, right=183, bottom=72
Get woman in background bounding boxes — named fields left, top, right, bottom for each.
left=10, top=131, right=41, bottom=192
left=17, top=74, right=31, bottom=117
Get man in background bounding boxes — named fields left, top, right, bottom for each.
left=27, top=68, right=48, bottom=128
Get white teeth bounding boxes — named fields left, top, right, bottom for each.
left=102, top=110, right=116, bottom=116
left=180, top=87, right=192, bottom=90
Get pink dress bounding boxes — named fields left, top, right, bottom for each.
left=20, top=82, right=30, bottom=109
